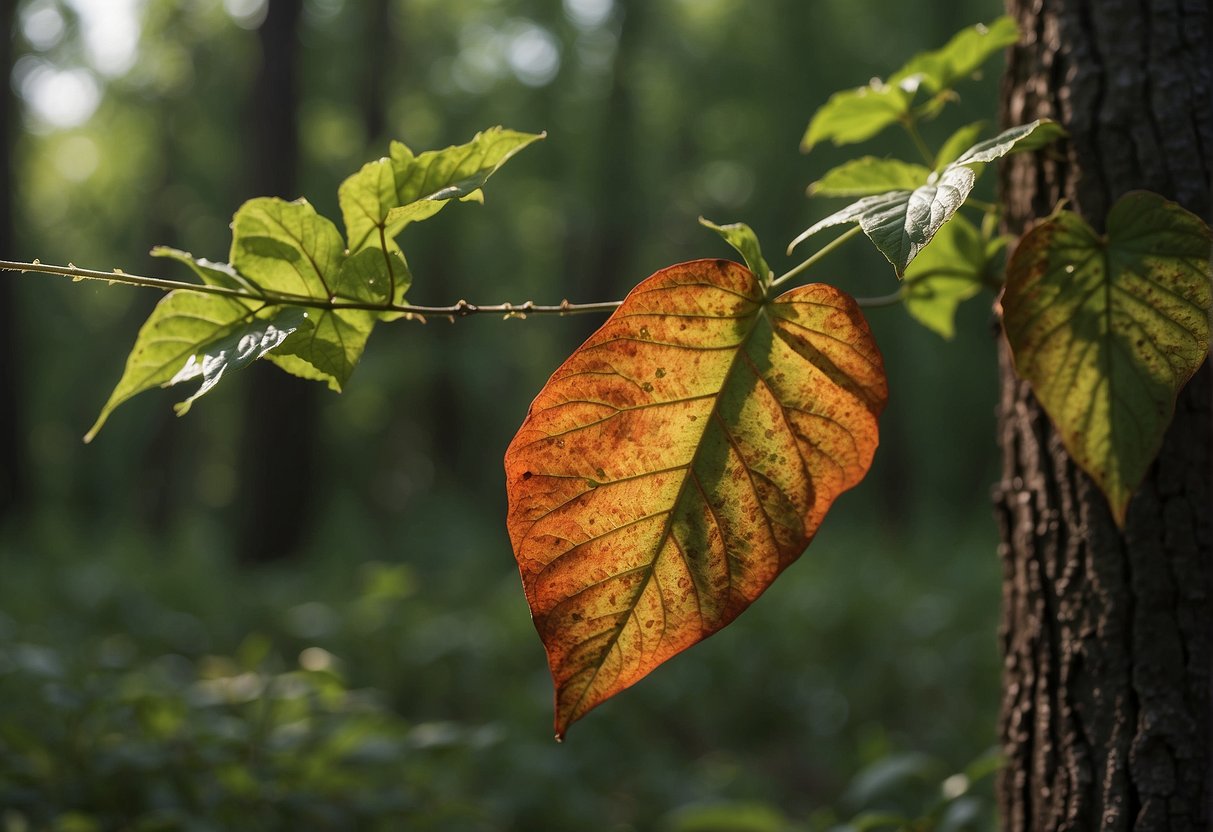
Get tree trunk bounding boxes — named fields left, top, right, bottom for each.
left=996, top=1, right=1211, bottom=829
left=0, top=0, right=26, bottom=517
left=235, top=0, right=318, bottom=564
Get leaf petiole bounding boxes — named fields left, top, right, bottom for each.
left=773, top=226, right=862, bottom=289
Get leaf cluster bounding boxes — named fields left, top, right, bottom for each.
left=87, top=128, right=543, bottom=440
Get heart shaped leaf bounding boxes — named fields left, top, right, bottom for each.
left=1002, top=191, right=1212, bottom=525
left=505, top=259, right=887, bottom=738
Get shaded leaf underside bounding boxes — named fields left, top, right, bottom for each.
left=505, top=260, right=887, bottom=738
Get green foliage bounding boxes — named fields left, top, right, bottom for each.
left=901, top=216, right=986, bottom=340
left=809, top=159, right=933, bottom=199
left=1002, top=191, right=1212, bottom=524
left=85, top=293, right=308, bottom=442
left=85, top=128, right=540, bottom=436
left=793, top=120, right=1063, bottom=276
left=699, top=217, right=772, bottom=285
left=801, top=18, right=1018, bottom=152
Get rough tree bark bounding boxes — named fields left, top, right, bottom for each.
left=235, top=0, right=318, bottom=564
left=996, top=1, right=1211, bottom=830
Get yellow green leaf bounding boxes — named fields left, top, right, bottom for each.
left=1002, top=191, right=1212, bottom=525
left=504, top=259, right=887, bottom=738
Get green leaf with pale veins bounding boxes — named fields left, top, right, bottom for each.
left=698, top=217, right=771, bottom=285
left=230, top=197, right=345, bottom=299
left=808, top=158, right=932, bottom=198
left=86, top=292, right=309, bottom=441
left=792, top=121, right=1064, bottom=275
left=891, top=17, right=1019, bottom=94
left=902, top=214, right=986, bottom=339
left=229, top=198, right=407, bottom=390
left=264, top=248, right=412, bottom=391
left=339, top=127, right=544, bottom=254
left=1003, top=191, right=1213, bottom=525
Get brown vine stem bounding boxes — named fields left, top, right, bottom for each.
left=0, top=259, right=623, bottom=319
left=1, top=257, right=902, bottom=317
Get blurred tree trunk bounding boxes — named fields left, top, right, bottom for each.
left=570, top=0, right=647, bottom=323
left=236, top=0, right=317, bottom=564
left=995, top=2, right=1211, bottom=829
left=0, top=0, right=26, bottom=517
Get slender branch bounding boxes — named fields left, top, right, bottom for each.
left=772, top=226, right=862, bottom=289
left=0, top=259, right=622, bottom=319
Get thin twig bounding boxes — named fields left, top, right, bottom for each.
left=0, top=259, right=622, bottom=318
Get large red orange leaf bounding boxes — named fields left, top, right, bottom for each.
left=504, top=259, right=887, bottom=738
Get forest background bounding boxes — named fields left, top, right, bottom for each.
left=1, top=0, right=1015, bottom=828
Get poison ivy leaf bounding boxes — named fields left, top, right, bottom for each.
left=339, top=127, right=544, bottom=254
left=698, top=218, right=770, bottom=285
left=902, top=214, right=985, bottom=339
left=1002, top=191, right=1212, bottom=525
left=504, top=259, right=887, bottom=738
left=934, top=122, right=985, bottom=169
left=792, top=120, right=1063, bottom=275
left=808, top=158, right=932, bottom=198
left=891, top=17, right=1019, bottom=94
left=800, top=82, right=914, bottom=153
left=150, top=246, right=263, bottom=294
left=86, top=293, right=309, bottom=441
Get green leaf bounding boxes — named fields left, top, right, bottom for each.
left=86, top=293, right=309, bottom=441
left=150, top=246, right=264, bottom=294
left=891, top=17, right=1019, bottom=94
left=339, top=127, right=544, bottom=254
left=934, top=121, right=986, bottom=170
left=229, top=197, right=408, bottom=390
left=801, top=18, right=1018, bottom=153
left=902, top=214, right=985, bottom=339
left=800, top=82, right=913, bottom=153
left=808, top=158, right=932, bottom=198
left=698, top=217, right=771, bottom=285
left=230, top=197, right=346, bottom=299
left=169, top=307, right=311, bottom=416
left=791, top=165, right=976, bottom=276
left=792, top=121, right=1064, bottom=275
left=952, top=119, right=1065, bottom=166
left=1002, top=191, right=1212, bottom=525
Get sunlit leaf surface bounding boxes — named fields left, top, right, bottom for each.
left=1002, top=191, right=1212, bottom=524
left=793, top=120, right=1063, bottom=275
left=505, top=260, right=887, bottom=737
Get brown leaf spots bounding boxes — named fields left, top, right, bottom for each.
left=504, top=259, right=886, bottom=738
